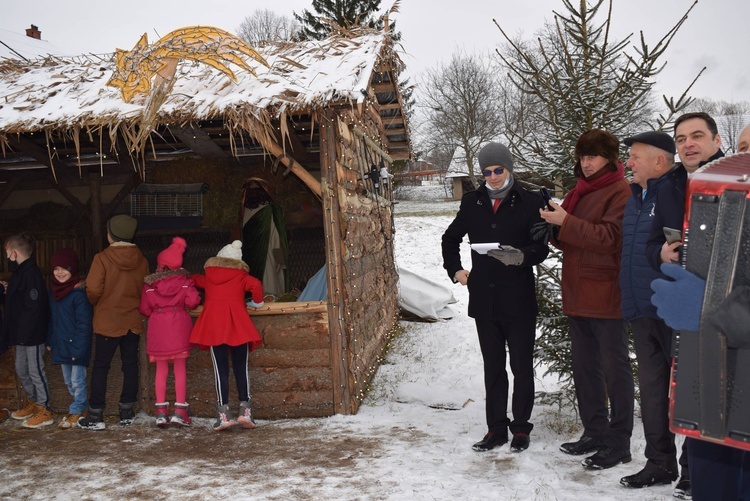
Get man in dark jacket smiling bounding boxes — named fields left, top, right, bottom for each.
left=442, top=142, right=548, bottom=453
left=618, top=131, right=688, bottom=491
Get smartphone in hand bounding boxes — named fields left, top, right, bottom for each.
left=663, top=226, right=682, bottom=244
left=540, top=188, right=553, bottom=210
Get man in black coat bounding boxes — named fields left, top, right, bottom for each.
left=442, top=142, right=548, bottom=453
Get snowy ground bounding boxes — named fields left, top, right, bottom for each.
left=1, top=186, right=682, bottom=500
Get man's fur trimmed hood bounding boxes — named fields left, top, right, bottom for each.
left=143, top=268, right=191, bottom=285
left=203, top=256, right=250, bottom=272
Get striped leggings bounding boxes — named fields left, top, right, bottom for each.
left=210, top=343, right=250, bottom=406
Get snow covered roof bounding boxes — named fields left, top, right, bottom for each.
left=0, top=29, right=400, bottom=135
left=0, top=27, right=68, bottom=60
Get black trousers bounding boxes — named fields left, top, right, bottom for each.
left=210, top=343, right=250, bottom=406
left=89, top=331, right=140, bottom=409
left=631, top=317, right=688, bottom=472
left=475, top=317, right=536, bottom=436
left=569, top=316, right=634, bottom=450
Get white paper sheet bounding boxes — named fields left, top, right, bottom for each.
left=470, top=242, right=502, bottom=255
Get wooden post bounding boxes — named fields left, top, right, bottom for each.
left=256, top=135, right=322, bottom=198
left=89, top=173, right=103, bottom=252
left=320, top=109, right=352, bottom=415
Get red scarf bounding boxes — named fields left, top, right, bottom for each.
left=51, top=275, right=81, bottom=301
left=561, top=161, right=625, bottom=214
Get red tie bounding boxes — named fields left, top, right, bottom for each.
left=492, top=198, right=500, bottom=213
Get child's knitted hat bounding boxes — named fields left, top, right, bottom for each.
left=50, top=248, right=79, bottom=276
left=157, top=236, right=187, bottom=270
left=217, top=240, right=243, bottom=261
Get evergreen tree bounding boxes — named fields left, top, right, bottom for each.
left=492, top=0, right=700, bottom=402
left=294, top=0, right=385, bottom=40
left=495, top=0, right=700, bottom=190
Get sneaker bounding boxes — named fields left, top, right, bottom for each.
left=58, top=414, right=83, bottom=429
left=119, top=402, right=136, bottom=426
left=237, top=401, right=256, bottom=429
left=472, top=432, right=508, bottom=452
left=22, top=405, right=54, bottom=428
left=155, top=403, right=169, bottom=428
left=11, top=401, right=37, bottom=421
left=582, top=447, right=632, bottom=469
left=673, top=474, right=691, bottom=499
left=510, top=433, right=530, bottom=452
left=212, top=404, right=235, bottom=431
left=620, top=462, right=678, bottom=487
left=560, top=436, right=603, bottom=455
left=170, top=403, right=192, bottom=427
left=78, top=408, right=105, bottom=431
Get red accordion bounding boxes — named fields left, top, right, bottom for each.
left=670, top=152, right=750, bottom=451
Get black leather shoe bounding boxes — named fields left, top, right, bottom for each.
left=510, top=433, right=530, bottom=452
left=673, top=474, right=691, bottom=499
left=582, top=447, right=631, bottom=469
left=472, top=432, right=508, bottom=452
left=620, top=463, right=678, bottom=487
left=560, top=436, right=603, bottom=455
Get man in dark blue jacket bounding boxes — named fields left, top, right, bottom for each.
left=642, top=112, right=724, bottom=499
left=618, top=131, right=688, bottom=491
left=645, top=113, right=724, bottom=271
left=442, top=142, right=548, bottom=453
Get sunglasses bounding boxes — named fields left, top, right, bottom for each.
left=482, top=167, right=505, bottom=177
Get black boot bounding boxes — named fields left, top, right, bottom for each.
left=78, top=407, right=105, bottom=431
left=119, top=402, right=135, bottom=426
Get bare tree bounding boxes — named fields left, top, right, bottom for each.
left=416, top=52, right=505, bottom=189
left=686, top=98, right=750, bottom=154
left=237, top=9, right=299, bottom=47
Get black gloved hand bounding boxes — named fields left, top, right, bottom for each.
left=488, top=246, right=524, bottom=266
left=530, top=221, right=551, bottom=245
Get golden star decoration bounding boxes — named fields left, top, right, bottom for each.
left=107, top=26, right=269, bottom=103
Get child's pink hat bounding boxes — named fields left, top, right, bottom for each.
left=157, top=237, right=187, bottom=270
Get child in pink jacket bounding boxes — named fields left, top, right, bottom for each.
left=139, top=237, right=201, bottom=427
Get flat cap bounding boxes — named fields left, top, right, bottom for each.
left=623, top=131, right=675, bottom=155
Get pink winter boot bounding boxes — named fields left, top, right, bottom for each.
left=155, top=402, right=169, bottom=428
left=170, top=402, right=192, bottom=427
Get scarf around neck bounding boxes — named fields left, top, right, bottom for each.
left=51, top=275, right=81, bottom=301
left=561, top=161, right=625, bottom=214
left=486, top=175, right=515, bottom=200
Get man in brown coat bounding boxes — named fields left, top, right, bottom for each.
left=540, top=129, right=634, bottom=470
left=78, top=215, right=149, bottom=430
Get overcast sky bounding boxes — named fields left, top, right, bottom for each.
left=2, top=0, right=748, bottom=103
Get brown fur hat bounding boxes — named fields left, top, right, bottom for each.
left=574, top=129, right=620, bottom=178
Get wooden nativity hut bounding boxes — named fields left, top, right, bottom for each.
left=0, top=25, right=411, bottom=419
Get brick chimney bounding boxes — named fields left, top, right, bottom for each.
left=25, top=25, right=41, bottom=40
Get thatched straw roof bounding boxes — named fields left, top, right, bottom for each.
left=0, top=28, right=401, bottom=135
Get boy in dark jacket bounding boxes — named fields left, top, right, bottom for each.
left=2, top=232, right=52, bottom=428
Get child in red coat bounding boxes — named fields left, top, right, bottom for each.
left=189, top=240, right=264, bottom=431
left=139, top=237, right=201, bottom=427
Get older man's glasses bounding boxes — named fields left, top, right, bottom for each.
left=482, top=168, right=505, bottom=177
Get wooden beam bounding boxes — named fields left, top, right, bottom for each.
left=170, top=123, right=230, bottom=158
left=372, top=82, right=396, bottom=93
left=255, top=135, right=322, bottom=198
left=48, top=178, right=87, bottom=214
left=320, top=108, right=352, bottom=415
left=10, top=136, right=65, bottom=173
left=0, top=175, right=23, bottom=208
left=102, top=174, right=139, bottom=223
left=90, top=174, right=103, bottom=252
